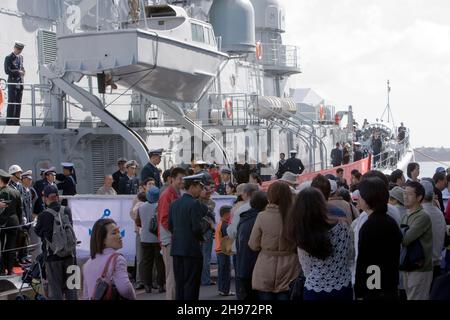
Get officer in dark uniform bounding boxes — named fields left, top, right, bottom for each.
left=353, top=142, right=364, bottom=162
left=118, top=160, right=140, bottom=195
left=217, top=168, right=232, bottom=195
left=169, top=173, right=209, bottom=300
left=34, top=167, right=57, bottom=213
left=4, top=41, right=25, bottom=126
left=0, top=169, right=22, bottom=275
left=112, top=158, right=127, bottom=193
left=284, top=150, right=305, bottom=175
left=141, top=149, right=163, bottom=188
left=33, top=168, right=47, bottom=215
left=56, top=163, right=77, bottom=206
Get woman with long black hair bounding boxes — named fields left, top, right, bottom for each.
left=285, top=187, right=354, bottom=301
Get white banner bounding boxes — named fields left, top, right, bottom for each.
left=68, top=195, right=136, bottom=262
left=67, top=195, right=237, bottom=263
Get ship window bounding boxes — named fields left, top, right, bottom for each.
left=191, top=23, right=205, bottom=43
left=209, top=29, right=216, bottom=46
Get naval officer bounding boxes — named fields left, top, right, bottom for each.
left=0, top=169, right=22, bottom=275
left=169, top=173, right=209, bottom=300
left=141, top=149, right=163, bottom=188
left=284, top=150, right=305, bottom=175
left=112, top=157, right=127, bottom=193
left=4, top=41, right=25, bottom=126
left=217, top=167, right=232, bottom=195
left=56, top=163, right=77, bottom=206
left=118, top=160, right=140, bottom=195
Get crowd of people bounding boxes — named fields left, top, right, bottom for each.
left=2, top=144, right=450, bottom=301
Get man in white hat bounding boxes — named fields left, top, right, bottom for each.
left=353, top=142, right=364, bottom=162
left=8, top=164, right=25, bottom=195
left=4, top=41, right=25, bottom=125
left=56, top=163, right=77, bottom=206
left=284, top=150, right=305, bottom=175
left=118, top=160, right=140, bottom=194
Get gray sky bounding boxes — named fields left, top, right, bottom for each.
left=280, top=0, right=449, bottom=148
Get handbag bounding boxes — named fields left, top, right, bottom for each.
left=399, top=238, right=425, bottom=272
left=92, top=253, right=123, bottom=300
left=289, top=275, right=306, bottom=301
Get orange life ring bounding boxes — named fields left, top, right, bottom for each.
left=224, top=98, right=233, bottom=119
left=319, top=105, right=325, bottom=121
left=0, top=88, right=5, bottom=113
left=255, top=41, right=263, bottom=60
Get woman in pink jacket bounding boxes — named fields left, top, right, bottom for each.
left=83, top=219, right=136, bottom=300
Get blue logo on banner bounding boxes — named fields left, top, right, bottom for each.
left=88, top=208, right=126, bottom=238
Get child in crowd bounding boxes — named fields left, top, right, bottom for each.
left=215, top=205, right=233, bottom=296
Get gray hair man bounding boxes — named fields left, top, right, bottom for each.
left=96, top=175, right=117, bottom=195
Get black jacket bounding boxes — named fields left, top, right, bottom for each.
left=285, top=157, right=305, bottom=175
left=169, top=193, right=207, bottom=258
left=331, top=148, right=343, bottom=166
left=4, top=52, right=24, bottom=83
left=56, top=174, right=77, bottom=196
left=435, top=188, right=445, bottom=213
left=354, top=150, right=364, bottom=162
left=118, top=176, right=139, bottom=195
left=355, top=211, right=402, bottom=299
left=372, top=138, right=382, bottom=155
left=141, top=163, right=162, bottom=188
left=112, top=170, right=126, bottom=193
left=34, top=202, right=73, bottom=261
left=0, top=186, right=22, bottom=227
left=236, top=208, right=260, bottom=279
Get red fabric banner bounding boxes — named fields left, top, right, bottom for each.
left=262, top=155, right=372, bottom=191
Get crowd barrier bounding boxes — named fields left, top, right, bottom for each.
left=261, top=155, right=372, bottom=191
left=65, top=195, right=237, bottom=263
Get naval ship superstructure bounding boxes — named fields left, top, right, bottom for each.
left=0, top=0, right=411, bottom=194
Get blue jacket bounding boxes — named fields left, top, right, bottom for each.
left=169, top=193, right=208, bottom=258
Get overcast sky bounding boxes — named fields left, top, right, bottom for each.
left=279, top=0, right=449, bottom=148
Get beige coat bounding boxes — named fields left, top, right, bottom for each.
left=248, top=204, right=300, bottom=293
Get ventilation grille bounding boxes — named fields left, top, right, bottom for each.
left=38, top=30, right=57, bottom=65
left=90, top=136, right=125, bottom=193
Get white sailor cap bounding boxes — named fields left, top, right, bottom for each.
left=221, top=167, right=232, bottom=175
left=117, top=157, right=128, bottom=164
left=44, top=167, right=56, bottom=175
left=61, top=162, right=74, bottom=169
left=194, top=160, right=207, bottom=166
left=21, top=170, right=33, bottom=179
left=0, top=169, right=11, bottom=178
left=8, top=165, right=23, bottom=175
left=39, top=168, right=47, bottom=173
left=148, top=148, right=164, bottom=157
left=125, top=160, right=137, bottom=168
left=14, top=41, right=25, bottom=49
left=289, top=150, right=298, bottom=154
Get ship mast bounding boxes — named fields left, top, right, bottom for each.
left=380, top=79, right=395, bottom=129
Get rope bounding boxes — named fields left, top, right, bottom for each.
left=0, top=222, right=34, bottom=231
left=414, top=149, right=450, bottom=167
left=0, top=243, right=40, bottom=254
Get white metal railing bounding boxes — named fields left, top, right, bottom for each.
left=260, top=43, right=301, bottom=71
left=0, top=80, right=52, bottom=127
